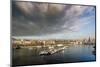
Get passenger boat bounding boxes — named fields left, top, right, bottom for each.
left=39, top=50, right=51, bottom=55
left=39, top=46, right=68, bottom=55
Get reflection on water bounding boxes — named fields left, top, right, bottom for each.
left=12, top=44, right=96, bottom=66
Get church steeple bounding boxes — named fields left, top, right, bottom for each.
left=88, top=36, right=91, bottom=42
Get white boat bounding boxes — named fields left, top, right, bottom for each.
left=39, top=46, right=68, bottom=55
left=39, top=50, right=51, bottom=55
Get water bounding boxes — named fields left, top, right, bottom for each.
left=12, top=44, right=96, bottom=66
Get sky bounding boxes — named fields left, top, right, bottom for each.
left=12, top=1, right=96, bottom=40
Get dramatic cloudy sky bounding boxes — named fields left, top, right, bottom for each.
left=12, top=1, right=96, bottom=39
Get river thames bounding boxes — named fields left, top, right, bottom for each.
left=12, top=44, right=96, bottom=66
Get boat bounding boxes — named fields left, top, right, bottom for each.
left=39, top=46, right=67, bottom=55
left=39, top=50, right=51, bottom=55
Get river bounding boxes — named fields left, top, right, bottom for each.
left=12, top=44, right=96, bottom=66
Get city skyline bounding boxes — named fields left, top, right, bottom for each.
left=12, top=1, right=96, bottom=40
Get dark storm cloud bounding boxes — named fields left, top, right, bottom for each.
left=12, top=1, right=94, bottom=36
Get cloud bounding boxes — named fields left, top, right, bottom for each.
left=12, top=1, right=95, bottom=37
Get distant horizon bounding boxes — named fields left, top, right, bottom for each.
left=12, top=35, right=95, bottom=40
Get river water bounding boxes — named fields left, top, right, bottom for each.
left=12, top=44, right=96, bottom=66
